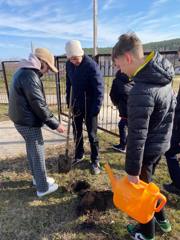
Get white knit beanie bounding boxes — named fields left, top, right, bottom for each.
left=65, top=40, right=84, bottom=58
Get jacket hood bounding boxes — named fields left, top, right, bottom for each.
left=134, top=51, right=175, bottom=85
left=115, top=70, right=130, bottom=83
left=18, top=53, right=41, bottom=70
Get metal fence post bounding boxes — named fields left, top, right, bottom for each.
left=55, top=57, right=61, bottom=122
left=1, top=62, right=9, bottom=99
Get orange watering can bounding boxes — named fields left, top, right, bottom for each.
left=105, top=163, right=167, bottom=224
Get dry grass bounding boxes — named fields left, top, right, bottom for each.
left=0, top=74, right=179, bottom=240
left=0, top=104, right=8, bottom=121
left=173, top=75, right=180, bottom=92
left=0, top=133, right=180, bottom=240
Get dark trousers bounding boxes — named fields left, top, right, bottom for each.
left=165, top=140, right=180, bottom=189
left=118, top=117, right=128, bottom=147
left=140, top=155, right=166, bottom=238
left=72, top=113, right=99, bottom=163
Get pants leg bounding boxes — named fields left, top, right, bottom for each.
left=165, top=143, right=180, bottom=189
left=85, top=115, right=99, bottom=164
left=139, top=155, right=166, bottom=238
left=118, top=118, right=128, bottom=147
left=72, top=113, right=84, bottom=159
left=25, top=141, right=35, bottom=176
left=15, top=125, right=48, bottom=192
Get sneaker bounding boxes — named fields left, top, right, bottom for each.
left=32, top=176, right=55, bottom=186
left=112, top=144, right=126, bottom=153
left=163, top=183, right=180, bottom=195
left=155, top=219, right=172, bottom=233
left=92, top=162, right=101, bottom=175
left=127, top=224, right=155, bottom=240
left=37, top=183, right=58, bottom=197
left=72, top=155, right=85, bottom=166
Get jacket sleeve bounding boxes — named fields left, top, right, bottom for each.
left=110, top=79, right=119, bottom=106
left=174, top=87, right=180, bottom=126
left=66, top=62, right=71, bottom=107
left=89, top=63, right=104, bottom=116
left=23, top=74, right=59, bottom=130
left=125, top=91, right=154, bottom=176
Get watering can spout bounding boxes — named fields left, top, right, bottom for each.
left=104, top=163, right=117, bottom=192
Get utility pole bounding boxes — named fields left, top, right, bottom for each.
left=93, top=0, right=98, bottom=57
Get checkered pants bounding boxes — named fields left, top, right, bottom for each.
left=15, top=124, right=48, bottom=192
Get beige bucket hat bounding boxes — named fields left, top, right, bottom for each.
left=34, top=48, right=58, bottom=73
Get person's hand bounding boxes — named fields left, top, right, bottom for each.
left=56, top=123, right=65, bottom=133
left=127, top=174, right=139, bottom=184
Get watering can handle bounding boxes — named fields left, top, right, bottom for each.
left=129, top=181, right=146, bottom=190
left=154, top=194, right=167, bottom=212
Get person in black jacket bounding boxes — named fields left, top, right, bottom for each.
left=164, top=86, right=180, bottom=195
left=110, top=70, right=134, bottom=153
left=65, top=40, right=104, bottom=175
left=9, top=48, right=64, bottom=197
left=112, top=33, right=176, bottom=240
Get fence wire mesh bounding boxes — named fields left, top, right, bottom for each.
left=1, top=51, right=180, bottom=136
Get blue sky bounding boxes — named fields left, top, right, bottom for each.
left=0, top=0, right=180, bottom=59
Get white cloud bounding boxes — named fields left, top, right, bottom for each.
left=0, top=0, right=179, bottom=54
left=0, top=0, right=41, bottom=6
left=97, top=0, right=180, bottom=46
left=0, top=4, right=179, bottom=48
left=152, top=0, right=169, bottom=7
left=0, top=42, right=25, bottom=48
left=102, top=0, right=114, bottom=10
left=101, top=0, right=124, bottom=11
left=137, top=29, right=179, bottom=43
left=0, top=10, right=93, bottom=41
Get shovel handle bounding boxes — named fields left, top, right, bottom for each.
left=154, top=194, right=167, bottom=212
left=66, top=88, right=72, bottom=151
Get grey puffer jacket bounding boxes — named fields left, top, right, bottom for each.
left=125, top=52, right=176, bottom=176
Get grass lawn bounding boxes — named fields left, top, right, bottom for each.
left=0, top=104, right=8, bottom=121
left=173, top=75, right=180, bottom=92
left=0, top=133, right=179, bottom=240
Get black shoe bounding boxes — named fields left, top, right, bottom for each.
left=112, top=144, right=126, bottom=153
left=163, top=183, right=180, bottom=195
left=72, top=155, right=85, bottom=166
left=91, top=162, right=101, bottom=175
left=127, top=224, right=155, bottom=240
left=155, top=218, right=172, bottom=233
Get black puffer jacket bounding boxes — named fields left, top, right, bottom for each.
left=8, top=68, right=59, bottom=129
left=125, top=52, right=176, bottom=176
left=167, top=86, right=180, bottom=152
left=110, top=70, right=134, bottom=118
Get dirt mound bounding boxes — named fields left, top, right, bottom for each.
left=71, top=180, right=114, bottom=215
left=58, top=154, right=72, bottom=173
left=71, top=180, right=91, bottom=194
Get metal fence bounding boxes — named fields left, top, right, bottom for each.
left=56, top=51, right=180, bottom=135
left=1, top=51, right=180, bottom=136
left=0, top=60, right=60, bottom=120
left=0, top=69, right=8, bottom=104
